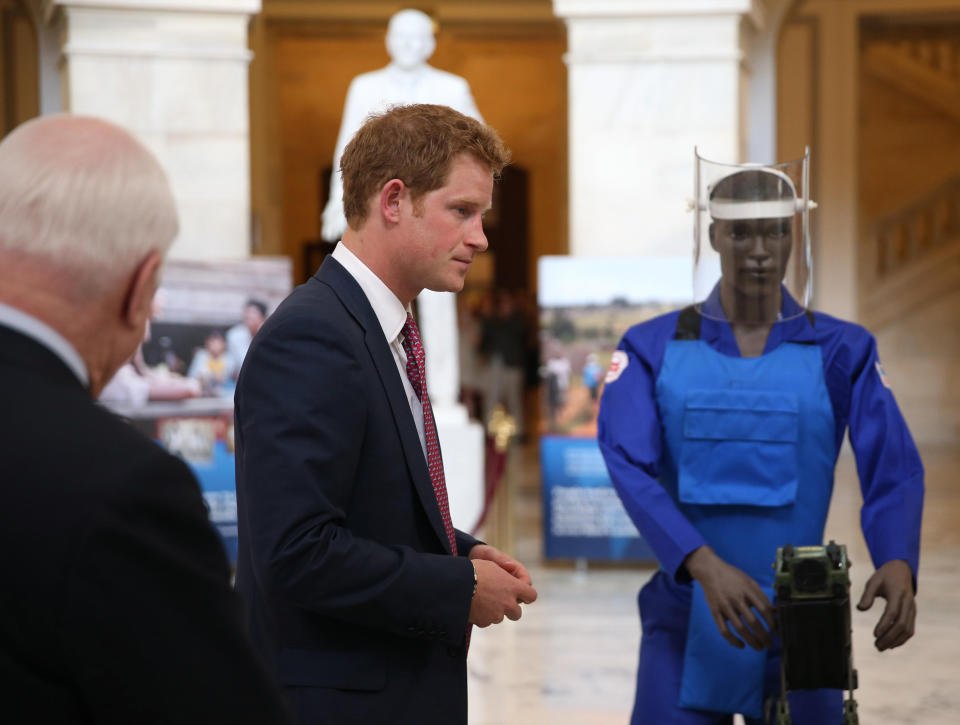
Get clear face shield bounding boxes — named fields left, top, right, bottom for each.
left=693, top=148, right=815, bottom=323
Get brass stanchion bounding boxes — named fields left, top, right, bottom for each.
left=481, top=405, right=516, bottom=554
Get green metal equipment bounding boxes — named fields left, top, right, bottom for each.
left=773, top=541, right=860, bottom=725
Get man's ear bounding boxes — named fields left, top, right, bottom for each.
left=708, top=222, right=718, bottom=252
left=379, top=179, right=406, bottom=224
left=122, top=251, right=163, bottom=330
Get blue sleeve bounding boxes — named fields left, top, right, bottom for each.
left=843, top=326, right=924, bottom=582
left=597, top=318, right=706, bottom=581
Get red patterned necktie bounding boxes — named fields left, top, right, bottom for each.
left=401, top=313, right=458, bottom=556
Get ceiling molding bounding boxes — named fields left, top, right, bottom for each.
left=260, top=0, right=559, bottom=24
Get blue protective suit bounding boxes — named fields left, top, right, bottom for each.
left=597, top=289, right=924, bottom=724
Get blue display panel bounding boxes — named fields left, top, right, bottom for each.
left=541, top=436, right=653, bottom=561
left=100, top=258, right=293, bottom=567
left=155, top=410, right=238, bottom=564
left=537, top=256, right=688, bottom=563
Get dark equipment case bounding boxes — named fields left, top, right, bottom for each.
left=773, top=542, right=860, bottom=724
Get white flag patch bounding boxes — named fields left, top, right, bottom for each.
left=605, top=350, right=628, bottom=384
left=875, top=360, right=891, bottom=389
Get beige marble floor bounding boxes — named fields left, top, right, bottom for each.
left=466, top=442, right=960, bottom=724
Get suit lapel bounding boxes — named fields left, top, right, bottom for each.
left=316, top=258, right=453, bottom=554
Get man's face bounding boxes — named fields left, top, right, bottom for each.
left=710, top=217, right=793, bottom=298
left=243, top=305, right=265, bottom=334
left=394, top=153, right=493, bottom=297
left=207, top=335, right=226, bottom=357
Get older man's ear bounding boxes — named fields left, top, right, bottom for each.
left=123, top=251, right=164, bottom=331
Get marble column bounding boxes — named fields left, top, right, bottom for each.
left=49, top=0, right=259, bottom=260
left=553, top=0, right=764, bottom=261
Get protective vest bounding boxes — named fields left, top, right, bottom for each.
left=654, top=312, right=836, bottom=718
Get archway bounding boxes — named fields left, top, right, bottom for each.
left=0, top=0, right=38, bottom=137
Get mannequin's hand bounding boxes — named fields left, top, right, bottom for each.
left=684, top=546, right=775, bottom=650
left=857, top=559, right=916, bottom=651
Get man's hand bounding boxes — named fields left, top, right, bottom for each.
left=857, top=558, right=916, bottom=651
left=468, top=544, right=533, bottom=585
left=684, top=545, right=775, bottom=651
left=467, top=548, right=537, bottom=628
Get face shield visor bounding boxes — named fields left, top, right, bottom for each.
left=693, top=148, right=815, bottom=323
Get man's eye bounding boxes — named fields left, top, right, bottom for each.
left=730, top=223, right=750, bottom=239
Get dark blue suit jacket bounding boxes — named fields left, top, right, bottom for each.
left=0, top=324, right=288, bottom=723
left=235, top=257, right=480, bottom=724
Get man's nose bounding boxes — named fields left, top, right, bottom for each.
left=467, top=217, right=488, bottom=251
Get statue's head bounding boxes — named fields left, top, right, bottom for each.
left=386, top=9, right=436, bottom=70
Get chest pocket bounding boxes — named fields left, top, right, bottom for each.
left=678, top=389, right=799, bottom=507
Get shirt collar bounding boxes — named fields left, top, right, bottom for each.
left=0, top=302, right=90, bottom=386
left=331, top=243, right=409, bottom=342
left=699, top=284, right=815, bottom=355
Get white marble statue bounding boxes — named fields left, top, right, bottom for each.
left=323, top=9, right=483, bottom=415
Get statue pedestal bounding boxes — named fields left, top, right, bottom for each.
left=434, top=403, right=485, bottom=536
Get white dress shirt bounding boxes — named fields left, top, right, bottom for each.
left=331, top=243, right=427, bottom=457
left=0, top=302, right=89, bottom=387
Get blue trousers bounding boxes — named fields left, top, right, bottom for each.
left=631, top=572, right=844, bottom=725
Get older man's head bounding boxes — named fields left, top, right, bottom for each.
left=0, top=115, right=179, bottom=394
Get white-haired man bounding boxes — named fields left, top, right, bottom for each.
left=0, top=115, right=289, bottom=723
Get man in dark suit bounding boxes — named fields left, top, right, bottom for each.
left=0, top=114, right=288, bottom=723
left=235, top=104, right=538, bottom=724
